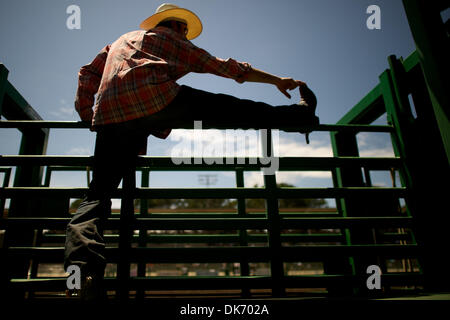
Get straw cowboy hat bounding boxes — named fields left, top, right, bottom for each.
left=139, top=3, right=203, bottom=40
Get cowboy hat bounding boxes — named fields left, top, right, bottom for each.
left=139, top=3, right=203, bottom=40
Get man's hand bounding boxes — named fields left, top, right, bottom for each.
left=276, top=78, right=306, bottom=99
left=242, top=67, right=307, bottom=99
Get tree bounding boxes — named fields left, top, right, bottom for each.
left=73, top=181, right=328, bottom=212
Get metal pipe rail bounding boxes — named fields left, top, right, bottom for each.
left=0, top=155, right=402, bottom=171
left=0, top=120, right=394, bottom=133
left=0, top=216, right=414, bottom=230
left=1, top=186, right=408, bottom=199
left=9, top=273, right=423, bottom=292
left=4, top=244, right=419, bottom=263
left=39, top=232, right=410, bottom=245
left=41, top=233, right=347, bottom=244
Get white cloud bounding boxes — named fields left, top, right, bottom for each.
left=359, top=148, right=395, bottom=158
left=65, top=146, right=91, bottom=155
left=50, top=99, right=76, bottom=119
left=357, top=132, right=395, bottom=157
left=277, top=136, right=332, bottom=157
left=243, top=170, right=332, bottom=188
left=278, top=170, right=331, bottom=181
left=244, top=171, right=264, bottom=187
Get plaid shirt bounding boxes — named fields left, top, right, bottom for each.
left=75, top=26, right=252, bottom=138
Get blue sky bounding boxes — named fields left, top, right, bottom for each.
left=0, top=0, right=431, bottom=206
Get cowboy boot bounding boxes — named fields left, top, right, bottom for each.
left=298, top=84, right=319, bottom=144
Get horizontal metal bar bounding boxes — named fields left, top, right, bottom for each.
left=4, top=244, right=419, bottom=263
left=40, top=230, right=411, bottom=244
left=40, top=232, right=409, bottom=243
left=133, top=217, right=413, bottom=230
left=0, top=120, right=393, bottom=132
left=42, top=233, right=344, bottom=244
left=132, top=218, right=269, bottom=230
left=280, top=217, right=413, bottom=229
left=0, top=155, right=402, bottom=170
left=9, top=272, right=423, bottom=291
left=0, top=216, right=413, bottom=230
left=125, top=273, right=423, bottom=290
left=0, top=187, right=408, bottom=199
left=133, top=212, right=340, bottom=219
left=0, top=155, right=85, bottom=166
left=9, top=276, right=280, bottom=291
left=0, top=120, right=88, bottom=129
left=279, top=157, right=401, bottom=170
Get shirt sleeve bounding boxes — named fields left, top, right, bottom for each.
left=187, top=45, right=252, bottom=83
left=74, top=45, right=110, bottom=122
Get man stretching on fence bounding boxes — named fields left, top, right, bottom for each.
left=64, top=3, right=318, bottom=300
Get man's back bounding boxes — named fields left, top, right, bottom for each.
left=92, top=27, right=186, bottom=127
left=77, top=26, right=251, bottom=133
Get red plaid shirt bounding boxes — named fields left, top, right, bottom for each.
left=75, top=26, right=252, bottom=138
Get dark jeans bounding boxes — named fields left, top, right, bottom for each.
left=64, top=85, right=318, bottom=276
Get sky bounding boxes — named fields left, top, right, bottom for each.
left=0, top=0, right=436, bottom=207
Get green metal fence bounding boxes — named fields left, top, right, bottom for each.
left=3, top=42, right=449, bottom=300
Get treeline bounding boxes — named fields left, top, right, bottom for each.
left=70, top=183, right=327, bottom=210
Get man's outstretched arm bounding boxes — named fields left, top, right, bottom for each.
left=185, top=45, right=305, bottom=99
left=239, top=67, right=306, bottom=99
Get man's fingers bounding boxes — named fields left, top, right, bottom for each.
left=277, top=78, right=301, bottom=98
left=281, top=89, right=291, bottom=99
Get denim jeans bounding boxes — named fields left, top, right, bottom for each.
left=64, top=85, right=318, bottom=277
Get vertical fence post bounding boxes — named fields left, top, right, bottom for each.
left=7, top=126, right=49, bottom=289
left=0, top=64, right=9, bottom=117
left=236, top=167, right=250, bottom=297
left=117, top=167, right=136, bottom=300
left=136, top=167, right=150, bottom=300
left=0, top=168, right=11, bottom=216
left=261, top=129, right=284, bottom=296
left=330, top=131, right=363, bottom=295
